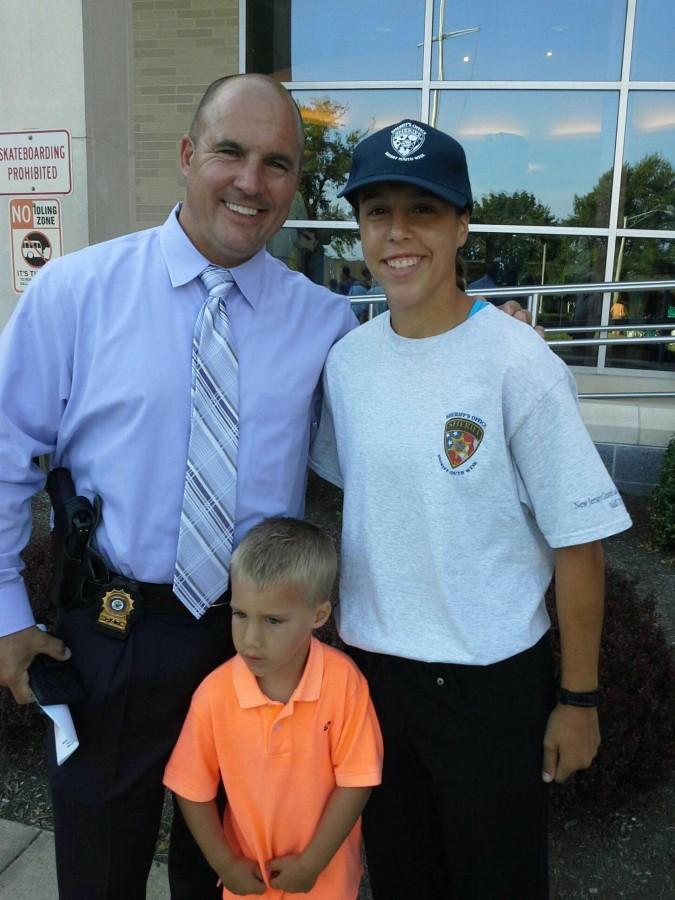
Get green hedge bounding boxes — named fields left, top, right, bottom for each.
left=650, top=434, right=675, bottom=552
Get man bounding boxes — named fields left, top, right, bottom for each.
left=0, top=74, right=354, bottom=900
left=0, top=77, right=535, bottom=899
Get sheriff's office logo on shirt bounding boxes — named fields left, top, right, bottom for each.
left=389, top=122, right=426, bottom=159
left=438, top=414, right=486, bottom=475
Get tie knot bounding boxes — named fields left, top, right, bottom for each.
left=200, top=265, right=234, bottom=297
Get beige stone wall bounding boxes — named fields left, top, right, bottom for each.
left=132, top=0, right=239, bottom=229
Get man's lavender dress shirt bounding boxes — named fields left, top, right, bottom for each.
left=0, top=207, right=355, bottom=634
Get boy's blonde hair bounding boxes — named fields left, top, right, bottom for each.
left=230, top=517, right=337, bottom=605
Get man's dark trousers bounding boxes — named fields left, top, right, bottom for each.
left=48, top=598, right=233, bottom=900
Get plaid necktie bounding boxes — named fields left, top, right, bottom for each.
left=173, top=266, right=238, bottom=616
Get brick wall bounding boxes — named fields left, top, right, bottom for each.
left=132, top=0, right=239, bottom=228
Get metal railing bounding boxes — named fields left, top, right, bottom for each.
left=349, top=279, right=675, bottom=401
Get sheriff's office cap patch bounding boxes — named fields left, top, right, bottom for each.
left=340, top=118, right=473, bottom=211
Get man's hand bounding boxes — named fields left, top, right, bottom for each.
left=220, top=857, right=265, bottom=895
left=542, top=703, right=600, bottom=783
left=268, top=854, right=319, bottom=893
left=0, top=625, right=70, bottom=704
left=499, top=300, right=546, bottom=339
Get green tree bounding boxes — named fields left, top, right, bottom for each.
left=568, top=168, right=614, bottom=228
left=472, top=190, right=556, bottom=227
left=298, top=98, right=367, bottom=221
left=465, top=190, right=558, bottom=285
left=568, top=154, right=675, bottom=231
left=620, top=153, right=675, bottom=228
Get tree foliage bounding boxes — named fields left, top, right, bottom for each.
left=298, top=98, right=367, bottom=221
left=472, top=190, right=555, bottom=227
left=650, top=434, right=675, bottom=552
left=463, top=154, right=675, bottom=292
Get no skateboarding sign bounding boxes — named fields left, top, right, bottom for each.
left=10, top=198, right=63, bottom=292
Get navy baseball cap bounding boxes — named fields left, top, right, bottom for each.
left=340, top=119, right=473, bottom=212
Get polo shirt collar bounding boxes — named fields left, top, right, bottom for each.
left=159, top=203, right=264, bottom=309
left=232, top=637, right=325, bottom=709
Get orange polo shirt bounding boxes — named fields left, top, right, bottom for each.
left=164, top=638, right=383, bottom=900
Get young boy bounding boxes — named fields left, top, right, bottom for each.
left=309, top=120, right=632, bottom=898
left=164, top=517, right=382, bottom=899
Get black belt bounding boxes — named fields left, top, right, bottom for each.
left=82, top=574, right=231, bottom=614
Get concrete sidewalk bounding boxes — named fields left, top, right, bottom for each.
left=0, top=819, right=170, bottom=899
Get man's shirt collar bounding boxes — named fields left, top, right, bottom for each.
left=159, top=204, right=264, bottom=309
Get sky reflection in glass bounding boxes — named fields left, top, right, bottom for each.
left=435, top=90, right=619, bottom=224
left=431, top=0, right=626, bottom=82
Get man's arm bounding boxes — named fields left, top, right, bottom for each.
left=175, top=796, right=265, bottom=896
left=268, top=785, right=371, bottom=893
left=542, top=540, right=604, bottom=783
left=0, top=272, right=76, bottom=701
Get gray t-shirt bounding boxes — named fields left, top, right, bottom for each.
left=310, top=305, right=632, bottom=665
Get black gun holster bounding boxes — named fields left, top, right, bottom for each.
left=46, top=467, right=108, bottom=609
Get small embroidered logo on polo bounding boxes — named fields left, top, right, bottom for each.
left=390, top=122, right=426, bottom=158
left=323, top=720, right=332, bottom=732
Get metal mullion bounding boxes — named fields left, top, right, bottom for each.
left=238, top=0, right=246, bottom=74
left=427, top=80, right=622, bottom=91
left=281, top=81, right=422, bottom=91
left=421, top=0, right=434, bottom=122
left=600, top=0, right=637, bottom=371
left=284, top=222, right=612, bottom=236
left=617, top=228, right=675, bottom=240
left=469, top=224, right=609, bottom=236
left=627, top=81, right=675, bottom=90
left=283, top=219, right=359, bottom=230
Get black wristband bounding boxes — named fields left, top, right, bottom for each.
left=558, top=687, right=602, bottom=708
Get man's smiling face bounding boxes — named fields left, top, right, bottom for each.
left=178, top=77, right=303, bottom=268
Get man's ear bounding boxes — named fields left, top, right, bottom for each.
left=312, top=600, right=332, bottom=630
left=179, top=135, right=195, bottom=177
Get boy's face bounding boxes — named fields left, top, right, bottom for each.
left=230, top=577, right=331, bottom=697
left=357, top=182, right=469, bottom=315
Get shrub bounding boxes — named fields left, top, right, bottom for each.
left=547, top=567, right=675, bottom=807
left=649, top=434, right=675, bottom=552
left=0, top=534, right=56, bottom=737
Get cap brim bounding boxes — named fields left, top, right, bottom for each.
left=339, top=173, right=472, bottom=211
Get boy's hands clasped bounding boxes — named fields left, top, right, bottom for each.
left=267, top=854, right=320, bottom=893
left=219, top=856, right=266, bottom=895
left=219, top=852, right=320, bottom=895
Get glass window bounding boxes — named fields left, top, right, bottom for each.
left=247, top=0, right=426, bottom=82
left=619, top=92, right=675, bottom=230
left=268, top=226, right=387, bottom=321
left=434, top=90, right=618, bottom=226
left=607, top=237, right=675, bottom=371
left=463, top=232, right=607, bottom=367
left=291, top=89, right=421, bottom=220
left=431, top=0, right=626, bottom=82
left=631, top=0, right=675, bottom=81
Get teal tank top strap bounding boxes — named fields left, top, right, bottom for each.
left=468, top=298, right=489, bottom=318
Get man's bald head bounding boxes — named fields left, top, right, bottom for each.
left=188, top=74, right=305, bottom=158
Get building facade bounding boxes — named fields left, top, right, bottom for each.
left=1, top=0, right=674, bottom=491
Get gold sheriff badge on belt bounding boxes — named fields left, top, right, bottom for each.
left=96, top=588, right=136, bottom=638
